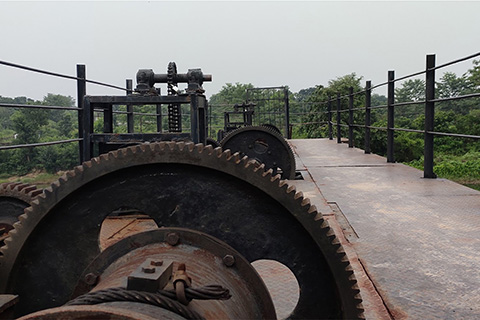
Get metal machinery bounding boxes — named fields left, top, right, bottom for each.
left=218, top=102, right=256, bottom=140
left=0, top=184, right=42, bottom=249
left=216, top=102, right=296, bottom=180
left=82, top=62, right=212, bottom=161
left=0, top=65, right=364, bottom=319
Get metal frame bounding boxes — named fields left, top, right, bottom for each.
left=82, top=93, right=207, bottom=161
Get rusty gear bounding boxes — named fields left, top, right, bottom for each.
left=0, top=142, right=363, bottom=319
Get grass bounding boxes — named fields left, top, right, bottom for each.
left=0, top=171, right=63, bottom=189
left=405, top=151, right=480, bottom=191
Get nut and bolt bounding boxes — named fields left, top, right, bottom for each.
left=223, top=254, right=235, bottom=267
left=142, top=267, right=156, bottom=274
left=166, top=232, right=180, bottom=246
left=150, top=260, right=163, bottom=266
left=84, top=273, right=98, bottom=286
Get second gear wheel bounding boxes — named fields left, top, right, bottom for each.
left=220, top=125, right=296, bottom=180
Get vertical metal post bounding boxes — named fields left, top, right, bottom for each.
left=284, top=87, right=290, bottom=139
left=424, top=54, right=436, bottom=178
left=103, top=104, right=113, bottom=133
left=126, top=79, right=134, bottom=133
left=76, top=64, right=86, bottom=163
left=387, top=70, right=395, bottom=163
left=327, top=97, right=333, bottom=140
left=365, top=81, right=372, bottom=154
left=198, top=96, right=207, bottom=144
left=191, top=95, right=198, bottom=143
left=348, top=87, right=354, bottom=148
left=156, top=105, right=163, bottom=133
left=336, top=93, right=341, bottom=143
left=82, top=99, right=93, bottom=161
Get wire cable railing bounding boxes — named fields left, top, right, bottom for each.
left=306, top=52, right=480, bottom=178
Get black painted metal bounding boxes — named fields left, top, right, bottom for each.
left=220, top=126, right=296, bottom=180
left=424, top=54, right=436, bottom=178
left=126, top=79, right=134, bottom=133
left=82, top=98, right=94, bottom=161
left=284, top=87, right=291, bottom=139
left=387, top=71, right=395, bottom=163
left=365, top=81, right=371, bottom=154
left=77, top=65, right=86, bottom=163
left=336, top=93, right=341, bottom=143
left=81, top=64, right=210, bottom=158
left=348, top=87, right=354, bottom=148
left=328, top=97, right=333, bottom=140
left=245, top=86, right=289, bottom=138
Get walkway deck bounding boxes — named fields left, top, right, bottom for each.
left=289, top=139, right=480, bottom=320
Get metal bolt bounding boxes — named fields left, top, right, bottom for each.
left=142, top=267, right=156, bottom=274
left=166, top=232, right=180, bottom=246
left=267, top=151, right=272, bottom=155
left=84, top=273, right=98, bottom=286
left=248, top=144, right=253, bottom=149
left=150, top=260, right=163, bottom=266
left=223, top=254, right=235, bottom=267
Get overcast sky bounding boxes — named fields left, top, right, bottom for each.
left=0, top=1, right=479, bottom=102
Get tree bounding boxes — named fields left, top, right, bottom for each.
left=209, top=83, right=255, bottom=106
left=466, top=59, right=480, bottom=91
left=436, top=72, right=473, bottom=114
left=300, top=73, right=364, bottom=141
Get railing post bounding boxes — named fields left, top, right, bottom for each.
left=424, top=54, right=437, bottom=178
left=336, top=93, right=341, bottom=143
left=387, top=70, right=395, bottom=163
left=365, top=80, right=372, bottom=154
left=284, top=87, right=291, bottom=139
left=348, top=87, right=354, bottom=148
left=126, top=79, right=134, bottom=133
left=76, top=64, right=86, bottom=164
left=327, top=97, right=333, bottom=140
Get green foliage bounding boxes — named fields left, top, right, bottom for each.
left=0, top=94, right=78, bottom=176
left=209, top=83, right=255, bottom=106
left=300, top=73, right=365, bottom=140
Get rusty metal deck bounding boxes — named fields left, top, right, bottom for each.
left=289, top=138, right=480, bottom=320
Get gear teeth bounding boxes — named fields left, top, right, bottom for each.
left=262, top=168, right=274, bottom=178
left=151, top=143, right=161, bottom=153
left=213, top=147, right=223, bottom=158
left=203, top=144, right=214, bottom=154
left=220, top=149, right=230, bottom=160
left=230, top=152, right=241, bottom=164
left=270, top=174, right=281, bottom=183
left=331, top=238, right=341, bottom=245
left=294, top=191, right=303, bottom=201
left=300, top=197, right=310, bottom=207
left=278, top=180, right=288, bottom=188
left=194, top=143, right=205, bottom=153
left=286, top=185, right=296, bottom=194
left=240, top=155, right=250, bottom=167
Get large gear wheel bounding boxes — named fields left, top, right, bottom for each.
left=0, top=183, right=42, bottom=246
left=220, top=125, right=296, bottom=180
left=0, top=142, right=363, bottom=319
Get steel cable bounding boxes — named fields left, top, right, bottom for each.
left=66, top=287, right=205, bottom=320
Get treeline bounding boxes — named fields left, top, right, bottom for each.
left=1, top=60, right=479, bottom=188
left=0, top=94, right=79, bottom=175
